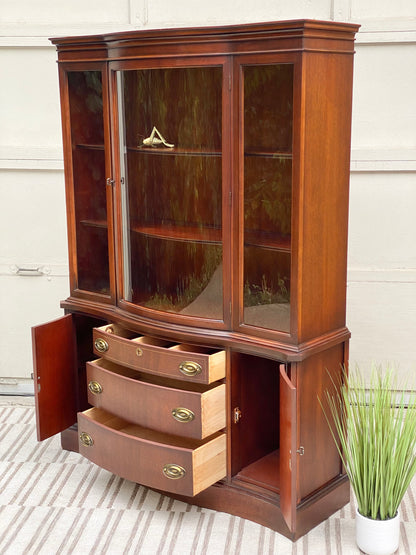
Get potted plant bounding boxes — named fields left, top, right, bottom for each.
left=320, top=366, right=416, bottom=555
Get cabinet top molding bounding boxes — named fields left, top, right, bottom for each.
left=50, top=19, right=360, bottom=61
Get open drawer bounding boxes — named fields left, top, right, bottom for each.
left=78, top=407, right=227, bottom=497
left=92, top=324, right=226, bottom=384
left=86, top=359, right=226, bottom=439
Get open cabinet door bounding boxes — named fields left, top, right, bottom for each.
left=279, top=364, right=297, bottom=533
left=32, top=314, right=77, bottom=441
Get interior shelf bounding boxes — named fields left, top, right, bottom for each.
left=130, top=223, right=222, bottom=244
left=244, top=150, right=292, bottom=159
left=118, top=225, right=290, bottom=250
left=80, top=219, right=107, bottom=229
left=127, top=146, right=221, bottom=157
left=235, top=450, right=280, bottom=494
left=75, top=144, right=105, bottom=151
left=245, top=230, right=291, bottom=252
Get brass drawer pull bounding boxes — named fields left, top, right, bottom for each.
left=136, top=347, right=143, bottom=357
left=80, top=432, right=94, bottom=447
left=88, top=381, right=103, bottom=395
left=94, top=338, right=109, bottom=353
left=172, top=407, right=195, bottom=423
left=179, top=361, right=202, bottom=377
left=163, top=464, right=186, bottom=480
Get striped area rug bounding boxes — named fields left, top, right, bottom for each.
left=0, top=400, right=415, bottom=554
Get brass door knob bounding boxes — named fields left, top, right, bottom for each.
left=94, top=338, right=109, bottom=353
left=88, top=381, right=103, bottom=395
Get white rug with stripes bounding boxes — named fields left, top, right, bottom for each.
left=0, top=399, right=415, bottom=554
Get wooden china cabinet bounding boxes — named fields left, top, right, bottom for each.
left=32, top=20, right=359, bottom=539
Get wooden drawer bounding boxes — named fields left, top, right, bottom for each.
left=92, top=324, right=226, bottom=384
left=86, top=359, right=226, bottom=439
left=78, top=407, right=226, bottom=497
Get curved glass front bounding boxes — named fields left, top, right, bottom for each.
left=117, top=66, right=223, bottom=320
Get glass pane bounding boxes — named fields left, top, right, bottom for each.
left=118, top=67, right=223, bottom=319
left=68, top=71, right=110, bottom=295
left=243, top=64, right=293, bottom=332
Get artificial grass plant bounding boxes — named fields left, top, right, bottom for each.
left=320, top=366, right=416, bottom=520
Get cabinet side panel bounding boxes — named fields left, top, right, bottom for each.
left=297, top=52, right=355, bottom=341
left=32, top=314, right=77, bottom=441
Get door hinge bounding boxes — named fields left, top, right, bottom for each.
left=106, top=178, right=115, bottom=187
left=297, top=446, right=305, bottom=456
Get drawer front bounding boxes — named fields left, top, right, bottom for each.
left=86, top=359, right=226, bottom=439
left=78, top=408, right=226, bottom=497
left=93, top=324, right=226, bottom=384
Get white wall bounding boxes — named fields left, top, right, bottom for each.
left=1, top=1, right=415, bottom=392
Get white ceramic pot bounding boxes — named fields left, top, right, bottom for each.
left=355, top=508, right=400, bottom=555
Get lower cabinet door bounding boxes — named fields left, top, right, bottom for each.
left=32, top=314, right=77, bottom=441
left=279, top=364, right=298, bottom=533
left=78, top=407, right=227, bottom=497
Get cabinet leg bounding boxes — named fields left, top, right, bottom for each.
left=61, top=425, right=79, bottom=453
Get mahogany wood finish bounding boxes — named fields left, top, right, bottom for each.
left=32, top=20, right=359, bottom=540
left=92, top=324, right=226, bottom=384
left=32, top=315, right=76, bottom=441
left=86, top=359, right=226, bottom=439
left=78, top=407, right=227, bottom=497
left=279, top=365, right=298, bottom=532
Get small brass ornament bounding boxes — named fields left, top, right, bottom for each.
left=140, top=126, right=174, bottom=148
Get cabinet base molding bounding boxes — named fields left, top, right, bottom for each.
left=60, top=428, right=348, bottom=539
left=161, top=475, right=349, bottom=540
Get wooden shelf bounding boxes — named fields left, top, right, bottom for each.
left=127, top=146, right=221, bottom=157
left=245, top=230, right=291, bottom=252
left=244, top=150, right=292, bottom=159
left=235, top=450, right=280, bottom=494
left=80, top=219, right=107, bottom=229
left=131, top=223, right=222, bottom=244
left=80, top=221, right=289, bottom=251
left=75, top=144, right=105, bottom=151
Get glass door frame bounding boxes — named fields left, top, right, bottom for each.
left=232, top=52, right=302, bottom=342
left=59, top=61, right=116, bottom=304
left=109, top=56, right=233, bottom=331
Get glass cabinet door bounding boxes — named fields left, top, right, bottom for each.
left=67, top=70, right=111, bottom=296
left=242, top=64, right=293, bottom=333
left=117, top=66, right=223, bottom=321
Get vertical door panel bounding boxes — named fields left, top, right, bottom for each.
left=279, top=363, right=297, bottom=532
left=63, top=65, right=115, bottom=301
left=32, top=314, right=77, bottom=441
left=241, top=63, right=294, bottom=334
